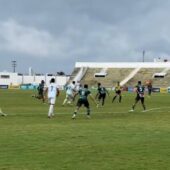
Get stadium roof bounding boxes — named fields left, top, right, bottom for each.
left=75, top=62, right=170, bottom=68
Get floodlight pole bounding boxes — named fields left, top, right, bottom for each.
left=12, top=60, right=17, bottom=73
left=142, top=50, right=145, bottom=62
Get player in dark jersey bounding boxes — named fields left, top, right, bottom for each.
left=96, top=83, right=109, bottom=106
left=73, top=83, right=83, bottom=101
left=32, top=80, right=45, bottom=103
left=130, top=81, right=146, bottom=112
left=147, top=82, right=152, bottom=96
left=112, top=81, right=122, bottom=103
left=72, top=84, right=97, bottom=119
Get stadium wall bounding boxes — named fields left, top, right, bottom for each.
left=0, top=72, right=69, bottom=87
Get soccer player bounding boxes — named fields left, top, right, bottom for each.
left=73, top=83, right=83, bottom=101
left=130, top=81, right=146, bottom=112
left=45, top=78, right=59, bottom=118
left=147, top=81, right=152, bottom=96
left=96, top=83, right=109, bottom=106
left=75, top=81, right=82, bottom=91
left=0, top=108, right=7, bottom=116
left=72, top=84, right=97, bottom=119
left=32, top=80, right=45, bottom=103
left=112, top=81, right=122, bottom=103
left=62, top=81, right=76, bottom=106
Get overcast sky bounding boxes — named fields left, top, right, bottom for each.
left=0, top=0, right=170, bottom=74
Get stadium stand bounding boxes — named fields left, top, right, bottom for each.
left=70, top=62, right=170, bottom=88
left=80, top=68, right=101, bottom=86
left=152, top=69, right=170, bottom=87
left=94, top=68, right=108, bottom=77
left=80, top=68, right=134, bottom=87
left=120, top=68, right=141, bottom=86
left=73, top=67, right=88, bottom=82
left=69, top=67, right=81, bottom=82
left=126, top=68, right=163, bottom=87
left=153, top=68, right=170, bottom=78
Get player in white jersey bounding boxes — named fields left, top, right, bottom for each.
left=62, top=81, right=76, bottom=106
left=75, top=82, right=82, bottom=91
left=45, top=78, right=59, bottom=118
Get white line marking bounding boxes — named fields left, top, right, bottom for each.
left=4, top=107, right=170, bottom=116
left=93, top=111, right=129, bottom=114
left=143, top=108, right=161, bottom=112
left=143, top=107, right=170, bottom=112
left=94, top=107, right=170, bottom=114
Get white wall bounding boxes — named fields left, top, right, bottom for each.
left=0, top=72, right=18, bottom=85
left=45, top=76, right=55, bottom=85
left=35, top=76, right=45, bottom=84
left=0, top=72, right=70, bottom=87
left=17, top=75, right=23, bottom=84
left=22, top=76, right=35, bottom=84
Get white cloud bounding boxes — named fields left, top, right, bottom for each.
left=0, top=19, right=62, bottom=57
left=0, top=19, right=138, bottom=61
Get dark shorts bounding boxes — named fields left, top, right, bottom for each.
left=148, top=89, right=152, bottom=93
left=77, top=99, right=89, bottom=108
left=116, top=90, right=121, bottom=95
left=38, top=90, right=44, bottom=98
left=135, top=95, right=144, bottom=103
left=98, top=93, right=106, bottom=100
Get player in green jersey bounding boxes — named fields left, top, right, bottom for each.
left=72, top=84, right=97, bottom=119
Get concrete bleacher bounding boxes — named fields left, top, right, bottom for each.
left=70, top=62, right=170, bottom=88
left=69, top=67, right=81, bottom=83
left=152, top=69, right=170, bottom=87
left=80, top=68, right=134, bottom=87
left=104, top=68, right=134, bottom=87
left=126, top=68, right=163, bottom=87
left=80, top=68, right=101, bottom=86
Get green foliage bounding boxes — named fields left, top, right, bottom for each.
left=0, top=90, right=170, bottom=170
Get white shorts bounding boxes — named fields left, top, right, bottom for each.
left=48, top=97, right=56, bottom=105
left=66, top=94, right=73, bottom=100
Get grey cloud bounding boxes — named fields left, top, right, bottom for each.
left=0, top=0, right=170, bottom=73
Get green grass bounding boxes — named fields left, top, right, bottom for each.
left=0, top=89, right=170, bottom=170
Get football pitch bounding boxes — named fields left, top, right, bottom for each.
left=0, top=89, right=170, bottom=170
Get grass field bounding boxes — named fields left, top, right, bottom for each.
left=0, top=89, right=170, bottom=170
